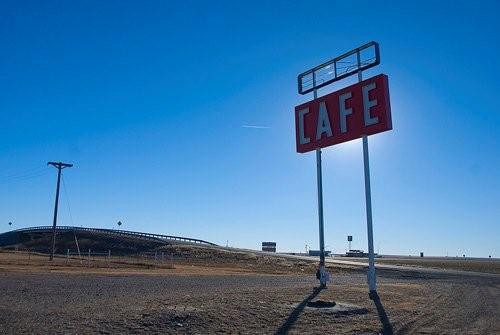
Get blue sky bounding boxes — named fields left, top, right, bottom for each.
left=1, top=1, right=499, bottom=257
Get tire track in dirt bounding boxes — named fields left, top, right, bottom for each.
left=396, top=281, right=500, bottom=334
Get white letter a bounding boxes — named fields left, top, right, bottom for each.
left=316, top=102, right=333, bottom=140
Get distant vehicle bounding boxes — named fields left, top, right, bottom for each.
left=308, top=250, right=332, bottom=257
left=344, top=249, right=378, bottom=258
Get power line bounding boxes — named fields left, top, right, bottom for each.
left=0, top=166, right=46, bottom=179
left=0, top=167, right=51, bottom=184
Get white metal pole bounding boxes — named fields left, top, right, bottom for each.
left=357, top=53, right=377, bottom=294
left=313, top=72, right=327, bottom=287
left=363, top=135, right=376, bottom=293
left=316, top=148, right=325, bottom=264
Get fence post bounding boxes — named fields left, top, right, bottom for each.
left=88, top=249, right=91, bottom=267
left=67, top=249, right=69, bottom=262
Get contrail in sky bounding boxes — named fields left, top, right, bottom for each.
left=241, top=125, right=271, bottom=129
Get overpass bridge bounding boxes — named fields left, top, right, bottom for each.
left=0, top=226, right=217, bottom=248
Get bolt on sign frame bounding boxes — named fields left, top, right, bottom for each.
left=296, top=41, right=389, bottom=294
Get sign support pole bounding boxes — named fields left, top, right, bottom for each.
left=316, top=148, right=326, bottom=272
left=313, top=73, right=327, bottom=287
left=357, top=54, right=377, bottom=295
left=363, top=135, right=376, bottom=294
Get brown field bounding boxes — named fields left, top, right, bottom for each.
left=1, top=250, right=499, bottom=334
left=344, top=256, right=500, bottom=274
left=0, top=249, right=324, bottom=276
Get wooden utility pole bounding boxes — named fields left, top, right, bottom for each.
left=48, top=161, right=73, bottom=261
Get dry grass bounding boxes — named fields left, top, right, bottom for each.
left=374, top=257, right=500, bottom=274
left=339, top=256, right=500, bottom=274
left=0, top=249, right=320, bottom=276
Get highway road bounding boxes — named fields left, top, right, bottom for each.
left=223, top=246, right=500, bottom=279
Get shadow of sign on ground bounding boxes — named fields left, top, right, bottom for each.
left=275, top=287, right=324, bottom=334
left=371, top=292, right=394, bottom=335
left=275, top=286, right=391, bottom=334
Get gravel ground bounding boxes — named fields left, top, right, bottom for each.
left=0, top=268, right=499, bottom=334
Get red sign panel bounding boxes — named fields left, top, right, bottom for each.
left=295, top=74, right=392, bottom=153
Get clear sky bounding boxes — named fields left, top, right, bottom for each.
left=1, top=1, right=499, bottom=257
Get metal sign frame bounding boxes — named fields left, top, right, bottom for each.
left=297, top=41, right=380, bottom=95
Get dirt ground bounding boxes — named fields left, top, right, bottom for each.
left=0, top=251, right=499, bottom=334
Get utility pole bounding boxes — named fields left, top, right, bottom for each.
left=48, top=161, right=73, bottom=261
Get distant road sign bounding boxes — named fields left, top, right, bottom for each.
left=295, top=74, right=391, bottom=153
left=262, top=241, right=276, bottom=252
